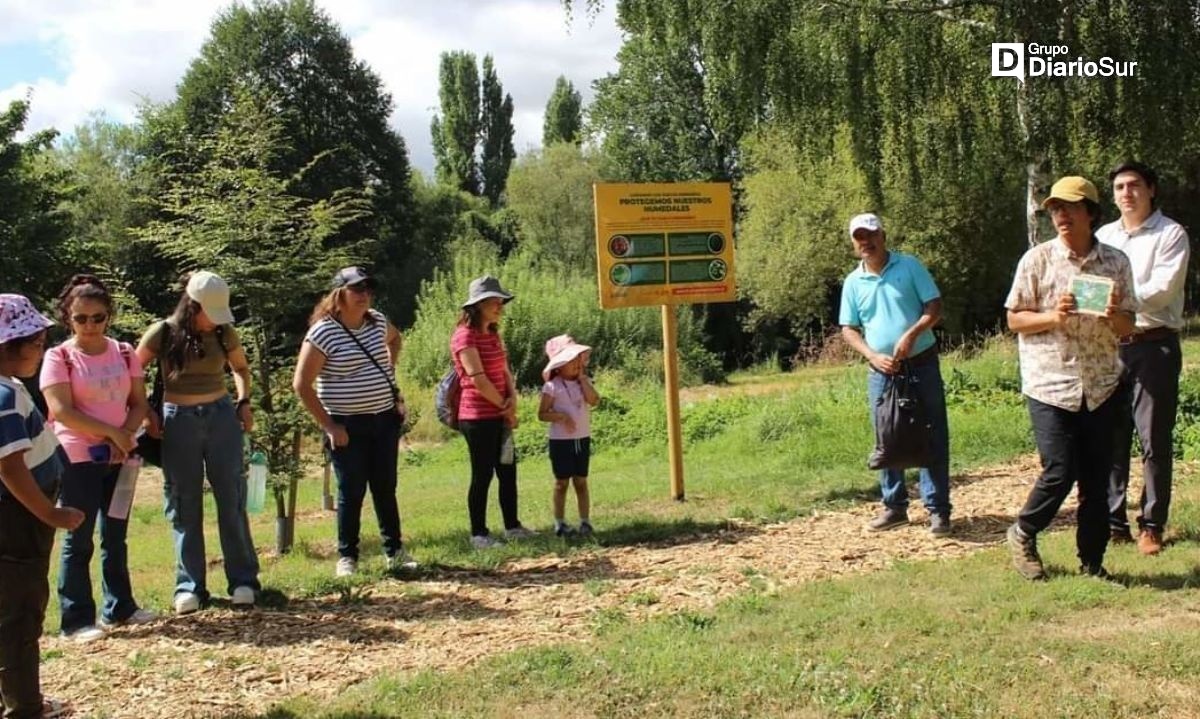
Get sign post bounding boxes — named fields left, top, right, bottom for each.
left=593, top=182, right=735, bottom=500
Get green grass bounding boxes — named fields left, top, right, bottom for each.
left=43, top=334, right=1200, bottom=717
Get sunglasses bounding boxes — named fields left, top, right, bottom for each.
left=71, top=313, right=109, bottom=325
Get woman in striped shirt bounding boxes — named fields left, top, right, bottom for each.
left=294, top=267, right=417, bottom=577
left=451, top=275, right=536, bottom=549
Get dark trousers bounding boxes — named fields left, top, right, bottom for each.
left=0, top=491, right=56, bottom=719
left=58, top=462, right=137, bottom=632
left=459, top=419, right=519, bottom=537
left=1018, top=395, right=1118, bottom=568
left=1109, top=335, right=1181, bottom=531
left=329, top=411, right=403, bottom=560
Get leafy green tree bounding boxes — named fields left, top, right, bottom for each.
left=506, top=143, right=602, bottom=272
left=431, top=51, right=481, bottom=195
left=543, top=75, right=583, bottom=146
left=480, top=55, right=516, bottom=207
left=0, top=99, right=76, bottom=306
left=161, top=0, right=422, bottom=322
left=141, top=89, right=370, bottom=553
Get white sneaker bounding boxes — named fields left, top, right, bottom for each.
left=174, top=592, right=201, bottom=616
left=504, top=525, right=539, bottom=540
left=386, top=549, right=418, bottom=571
left=231, top=586, right=256, bottom=606
left=335, top=557, right=357, bottom=577
left=62, top=625, right=105, bottom=643
left=101, top=608, right=158, bottom=628
left=470, top=534, right=504, bottom=549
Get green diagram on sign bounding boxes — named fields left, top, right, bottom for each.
left=610, top=262, right=667, bottom=286
left=609, top=234, right=666, bottom=258
left=667, top=232, right=724, bottom=255
left=669, top=259, right=728, bottom=283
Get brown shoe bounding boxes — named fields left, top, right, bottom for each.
left=1137, top=528, right=1163, bottom=556
left=1007, top=524, right=1046, bottom=580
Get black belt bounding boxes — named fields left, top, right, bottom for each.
left=1119, top=327, right=1178, bottom=345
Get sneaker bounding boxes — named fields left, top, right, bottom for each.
left=929, top=513, right=951, bottom=537
left=555, top=523, right=577, bottom=537
left=504, top=525, right=539, bottom=540
left=174, top=592, right=201, bottom=616
left=1006, top=524, right=1046, bottom=580
left=867, top=507, right=908, bottom=531
left=62, top=625, right=105, bottom=643
left=471, top=534, right=504, bottom=549
left=101, top=608, right=158, bottom=628
left=1137, top=527, right=1164, bottom=556
left=1110, top=526, right=1135, bottom=544
left=335, top=557, right=357, bottom=577
left=578, top=521, right=594, bottom=537
left=231, top=586, right=256, bottom=606
left=386, top=548, right=419, bottom=571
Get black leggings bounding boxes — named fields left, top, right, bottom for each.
left=459, top=419, right=519, bottom=536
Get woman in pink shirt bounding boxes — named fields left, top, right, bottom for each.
left=450, top=276, right=536, bottom=549
left=40, top=275, right=153, bottom=641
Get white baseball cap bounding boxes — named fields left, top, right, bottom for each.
left=848, top=213, right=883, bottom=238
left=186, top=271, right=235, bottom=325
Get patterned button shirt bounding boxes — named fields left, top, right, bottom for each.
left=1004, top=237, right=1137, bottom=412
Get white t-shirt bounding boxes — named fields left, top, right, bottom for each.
left=541, top=377, right=590, bottom=440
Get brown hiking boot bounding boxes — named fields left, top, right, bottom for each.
left=1007, top=524, right=1046, bottom=580
left=1137, top=528, right=1163, bottom=556
left=867, top=507, right=908, bottom=531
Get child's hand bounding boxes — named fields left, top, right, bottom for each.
left=560, top=416, right=576, bottom=433
left=47, top=506, right=85, bottom=531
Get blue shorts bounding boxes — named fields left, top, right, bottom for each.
left=548, top=438, right=591, bottom=479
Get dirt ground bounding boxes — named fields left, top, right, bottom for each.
left=43, top=455, right=1088, bottom=718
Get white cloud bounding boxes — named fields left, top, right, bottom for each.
left=0, top=0, right=622, bottom=172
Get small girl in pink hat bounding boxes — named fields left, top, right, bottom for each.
left=537, top=334, right=600, bottom=536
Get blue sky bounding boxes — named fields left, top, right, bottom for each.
left=0, top=0, right=622, bottom=174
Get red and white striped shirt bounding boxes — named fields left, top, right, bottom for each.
left=450, top=325, right=510, bottom=421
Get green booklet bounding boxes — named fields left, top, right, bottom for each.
left=1071, top=273, right=1114, bottom=316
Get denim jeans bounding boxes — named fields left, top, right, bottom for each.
left=162, top=396, right=259, bottom=600
left=57, top=462, right=138, bottom=631
left=459, top=419, right=519, bottom=537
left=329, top=410, right=403, bottom=561
left=1019, top=394, right=1117, bottom=567
left=867, top=357, right=952, bottom=515
left=0, top=489, right=56, bottom=719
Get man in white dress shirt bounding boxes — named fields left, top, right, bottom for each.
left=1097, top=161, right=1190, bottom=555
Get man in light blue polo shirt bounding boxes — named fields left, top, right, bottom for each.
left=839, top=213, right=952, bottom=535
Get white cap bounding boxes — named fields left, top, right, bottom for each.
left=848, top=213, right=883, bottom=238
left=186, top=271, right=235, bottom=325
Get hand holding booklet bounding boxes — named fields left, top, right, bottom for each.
left=1070, top=274, right=1114, bottom=316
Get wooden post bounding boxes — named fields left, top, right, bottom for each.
left=662, top=305, right=685, bottom=500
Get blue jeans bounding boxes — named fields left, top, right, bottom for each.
left=58, top=462, right=138, bottom=631
left=867, top=358, right=952, bottom=515
left=329, top=411, right=403, bottom=561
left=162, top=396, right=259, bottom=600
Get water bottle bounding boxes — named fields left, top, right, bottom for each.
left=247, top=449, right=268, bottom=514
left=499, top=430, right=515, bottom=466
left=108, top=456, right=141, bottom=520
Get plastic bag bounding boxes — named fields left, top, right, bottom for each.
left=867, top=368, right=934, bottom=470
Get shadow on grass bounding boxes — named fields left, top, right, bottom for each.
left=250, top=711, right=398, bottom=719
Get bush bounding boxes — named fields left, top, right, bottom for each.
left=400, top=249, right=724, bottom=390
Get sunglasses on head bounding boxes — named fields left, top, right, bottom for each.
left=71, top=313, right=109, bottom=325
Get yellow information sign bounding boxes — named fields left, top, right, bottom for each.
left=594, top=182, right=735, bottom=309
